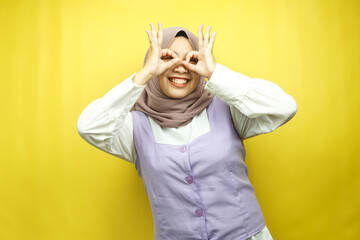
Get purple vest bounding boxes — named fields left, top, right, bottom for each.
left=131, top=96, right=266, bottom=240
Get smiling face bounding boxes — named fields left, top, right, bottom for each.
left=159, top=37, right=200, bottom=99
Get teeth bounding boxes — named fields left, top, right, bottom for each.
left=169, top=78, right=189, bottom=84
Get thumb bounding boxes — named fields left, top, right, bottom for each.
left=165, top=58, right=180, bottom=70
left=182, top=61, right=197, bottom=72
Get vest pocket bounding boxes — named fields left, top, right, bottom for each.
left=154, top=195, right=203, bottom=238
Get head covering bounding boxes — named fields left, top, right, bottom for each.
left=130, top=26, right=214, bottom=128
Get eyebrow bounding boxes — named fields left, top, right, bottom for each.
left=173, top=50, right=191, bottom=56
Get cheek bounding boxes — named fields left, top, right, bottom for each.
left=191, top=75, right=200, bottom=86
left=160, top=71, right=171, bottom=83
left=159, top=76, right=168, bottom=91
left=186, top=78, right=199, bottom=94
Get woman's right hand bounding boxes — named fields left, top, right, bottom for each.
left=143, top=22, right=180, bottom=78
left=132, top=22, right=181, bottom=86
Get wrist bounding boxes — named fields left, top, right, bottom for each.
left=206, top=63, right=216, bottom=79
left=132, top=68, right=153, bottom=86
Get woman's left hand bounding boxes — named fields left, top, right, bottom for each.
left=182, top=24, right=217, bottom=79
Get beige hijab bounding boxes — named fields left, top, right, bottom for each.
left=130, top=26, right=214, bottom=128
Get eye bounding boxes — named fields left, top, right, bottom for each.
left=190, top=57, right=198, bottom=63
left=161, top=56, right=173, bottom=61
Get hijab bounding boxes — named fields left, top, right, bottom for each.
left=130, top=26, right=214, bottom=128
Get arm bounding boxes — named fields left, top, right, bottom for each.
left=204, top=63, right=298, bottom=140
left=77, top=73, right=146, bottom=164
left=77, top=22, right=186, bottom=163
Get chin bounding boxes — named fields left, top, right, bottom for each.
left=166, top=90, right=188, bottom=99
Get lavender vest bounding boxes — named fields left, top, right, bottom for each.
left=131, top=96, right=266, bottom=240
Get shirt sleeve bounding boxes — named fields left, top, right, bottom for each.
left=76, top=73, right=146, bottom=164
left=204, top=63, right=298, bottom=140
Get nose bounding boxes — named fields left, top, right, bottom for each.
left=172, top=61, right=189, bottom=73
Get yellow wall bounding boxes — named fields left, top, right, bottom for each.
left=1, top=0, right=359, bottom=239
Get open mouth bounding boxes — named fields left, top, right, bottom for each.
left=168, top=77, right=190, bottom=88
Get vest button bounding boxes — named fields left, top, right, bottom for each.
left=195, top=208, right=203, bottom=217
left=185, top=175, right=194, bottom=184
left=179, top=146, right=187, bottom=153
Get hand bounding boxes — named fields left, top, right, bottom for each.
left=143, top=22, right=181, bottom=79
left=182, top=24, right=217, bottom=79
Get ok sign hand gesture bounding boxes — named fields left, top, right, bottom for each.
left=134, top=22, right=181, bottom=86
left=182, top=24, right=217, bottom=79
left=144, top=22, right=181, bottom=79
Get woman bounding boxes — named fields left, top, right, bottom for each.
left=77, top=22, right=297, bottom=240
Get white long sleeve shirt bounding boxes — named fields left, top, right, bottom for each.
left=77, top=63, right=297, bottom=165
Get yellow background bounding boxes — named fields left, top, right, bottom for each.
left=1, top=0, right=359, bottom=239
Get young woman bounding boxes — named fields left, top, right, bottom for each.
left=77, top=22, right=297, bottom=240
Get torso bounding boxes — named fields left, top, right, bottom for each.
left=131, top=96, right=266, bottom=240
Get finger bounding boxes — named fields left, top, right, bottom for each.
left=161, top=48, right=179, bottom=59
left=198, top=24, right=204, bottom=49
left=209, top=32, right=216, bottom=51
left=165, top=48, right=179, bottom=58
left=150, top=23, right=157, bottom=45
left=146, top=30, right=155, bottom=48
left=164, top=58, right=180, bottom=70
left=185, top=51, right=199, bottom=62
left=158, top=22, right=163, bottom=47
left=204, top=26, right=211, bottom=46
left=182, top=61, right=197, bottom=72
